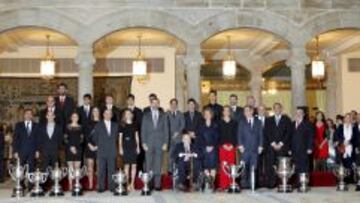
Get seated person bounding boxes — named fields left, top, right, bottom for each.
left=173, top=132, right=202, bottom=191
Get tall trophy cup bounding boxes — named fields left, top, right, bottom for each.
left=222, top=161, right=244, bottom=193
left=112, top=170, right=127, bottom=196
left=298, top=173, right=309, bottom=193
left=8, top=158, right=28, bottom=198
left=179, top=152, right=198, bottom=191
left=354, top=164, right=360, bottom=191
left=27, top=168, right=48, bottom=197
left=334, top=164, right=349, bottom=191
left=275, top=157, right=294, bottom=193
left=139, top=171, right=153, bottom=196
left=48, top=163, right=67, bottom=196
left=68, top=166, right=87, bottom=196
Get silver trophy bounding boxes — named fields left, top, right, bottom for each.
left=112, top=170, right=127, bottom=196
left=8, top=158, right=28, bottom=198
left=275, top=157, right=294, bottom=193
left=27, top=168, right=48, bottom=197
left=222, top=161, right=244, bottom=193
left=48, top=163, right=67, bottom=196
left=354, top=165, right=360, bottom=191
left=298, top=173, right=309, bottom=193
left=200, top=171, right=214, bottom=193
left=138, top=171, right=153, bottom=195
left=68, top=166, right=87, bottom=196
left=334, top=164, right=349, bottom=191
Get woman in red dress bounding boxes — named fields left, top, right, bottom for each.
left=313, top=111, right=329, bottom=171
left=218, top=105, right=238, bottom=190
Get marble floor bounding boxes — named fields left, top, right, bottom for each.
left=0, top=181, right=359, bottom=203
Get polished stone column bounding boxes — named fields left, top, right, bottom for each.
left=325, top=56, right=338, bottom=119
left=183, top=47, right=203, bottom=104
left=249, top=68, right=263, bottom=106
left=287, top=47, right=309, bottom=114
left=175, top=55, right=187, bottom=111
left=75, top=44, right=96, bottom=105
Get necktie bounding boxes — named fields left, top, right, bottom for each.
left=153, top=111, right=158, bottom=128
left=190, top=112, right=194, bottom=121
left=106, top=121, right=111, bottom=135
left=60, top=97, right=65, bottom=108
left=26, top=122, right=31, bottom=136
left=276, top=116, right=280, bottom=126
left=85, top=106, right=89, bottom=117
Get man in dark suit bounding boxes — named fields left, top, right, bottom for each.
left=39, top=96, right=63, bottom=125
left=229, top=94, right=244, bottom=122
left=101, top=94, right=120, bottom=123
left=143, top=93, right=164, bottom=114
left=290, top=107, right=314, bottom=176
left=141, top=98, right=169, bottom=190
left=203, top=90, right=223, bottom=122
left=55, top=83, right=75, bottom=128
left=37, top=112, right=63, bottom=170
left=246, top=95, right=258, bottom=116
left=77, top=94, right=93, bottom=137
left=92, top=109, right=119, bottom=192
left=263, top=102, right=292, bottom=188
left=13, top=109, right=40, bottom=172
left=237, top=105, right=263, bottom=188
left=255, top=104, right=268, bottom=187
left=184, top=98, right=203, bottom=140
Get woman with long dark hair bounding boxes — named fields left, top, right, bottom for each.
left=313, top=111, right=329, bottom=171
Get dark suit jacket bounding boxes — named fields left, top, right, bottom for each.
left=101, top=105, right=121, bottom=123
left=334, top=124, right=358, bottom=159
left=184, top=111, right=203, bottom=133
left=13, top=121, right=39, bottom=156
left=264, top=115, right=292, bottom=154
left=77, top=105, right=93, bottom=135
left=231, top=106, right=244, bottom=122
left=37, top=123, right=63, bottom=156
left=237, top=117, right=263, bottom=155
left=203, top=103, right=223, bottom=121
left=91, top=120, right=119, bottom=158
left=143, top=106, right=164, bottom=115
left=55, top=96, right=75, bottom=126
left=39, top=107, right=63, bottom=125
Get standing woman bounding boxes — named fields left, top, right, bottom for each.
left=313, top=111, right=329, bottom=171
left=65, top=112, right=84, bottom=190
left=218, top=106, right=238, bottom=191
left=119, top=109, right=140, bottom=191
left=196, top=107, right=219, bottom=188
left=85, top=107, right=100, bottom=190
left=326, top=118, right=337, bottom=170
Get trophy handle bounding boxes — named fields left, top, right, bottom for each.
left=8, top=165, right=16, bottom=180
left=42, top=173, right=48, bottom=182
left=27, top=173, right=34, bottom=183
left=62, top=167, right=68, bottom=176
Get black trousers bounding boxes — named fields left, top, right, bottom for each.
left=20, top=152, right=35, bottom=172
left=97, top=156, right=116, bottom=190
left=41, top=154, right=59, bottom=171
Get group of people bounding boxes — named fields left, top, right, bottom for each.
left=2, top=84, right=360, bottom=193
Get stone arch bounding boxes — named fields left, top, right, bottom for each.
left=82, top=9, right=195, bottom=46
left=298, top=11, right=360, bottom=46
left=0, top=8, right=84, bottom=43
left=194, top=10, right=298, bottom=46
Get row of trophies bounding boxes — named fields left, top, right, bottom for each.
left=8, top=156, right=360, bottom=198
left=8, top=158, right=154, bottom=198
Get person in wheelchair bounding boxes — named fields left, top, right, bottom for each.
left=173, top=132, right=202, bottom=191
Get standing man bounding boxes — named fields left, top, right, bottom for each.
left=184, top=98, right=203, bottom=140
left=290, top=107, right=314, bottom=178
left=203, top=90, right=223, bottom=122
left=229, top=94, right=244, bottom=122
left=37, top=112, right=63, bottom=170
left=246, top=95, right=258, bottom=116
left=55, top=83, right=75, bottom=128
left=166, top=98, right=185, bottom=174
left=143, top=93, right=163, bottom=114
left=141, top=98, right=169, bottom=191
left=39, top=96, right=62, bottom=125
left=92, top=109, right=119, bottom=192
left=77, top=94, right=93, bottom=140
left=101, top=94, right=120, bottom=123
left=263, top=102, right=292, bottom=188
left=237, top=106, right=263, bottom=189
left=13, top=109, right=40, bottom=172
left=256, top=104, right=268, bottom=187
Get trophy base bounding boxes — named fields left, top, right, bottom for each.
left=30, top=192, right=45, bottom=197
left=297, top=187, right=309, bottom=193
left=49, top=191, right=64, bottom=196
left=11, top=189, right=25, bottom=198
left=141, top=190, right=151, bottom=196
left=114, top=191, right=128, bottom=196
left=227, top=187, right=241, bottom=193
left=337, top=184, right=348, bottom=192
left=72, top=190, right=83, bottom=196
left=356, top=185, right=360, bottom=191
left=278, top=185, right=293, bottom=193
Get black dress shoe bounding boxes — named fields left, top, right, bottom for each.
left=155, top=187, right=162, bottom=191
left=97, top=189, right=105, bottom=193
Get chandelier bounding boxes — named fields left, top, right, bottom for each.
left=222, top=35, right=236, bottom=78
left=311, top=36, right=325, bottom=80
left=132, top=34, right=147, bottom=76
left=40, top=35, right=55, bottom=79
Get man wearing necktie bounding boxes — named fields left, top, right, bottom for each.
left=141, top=98, right=169, bottom=191
left=255, top=105, right=268, bottom=187
left=39, top=96, right=62, bottom=125
left=290, top=107, right=314, bottom=182
left=184, top=99, right=202, bottom=140
left=13, top=109, right=39, bottom=174
left=54, top=83, right=75, bottom=129
left=237, top=105, right=263, bottom=189
left=77, top=94, right=93, bottom=148
left=101, top=94, right=120, bottom=123
left=229, top=94, right=244, bottom=122
left=263, top=102, right=292, bottom=188
left=91, top=109, right=119, bottom=192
